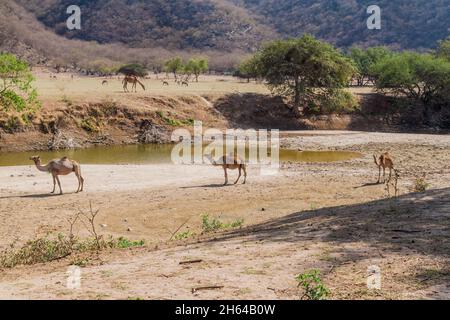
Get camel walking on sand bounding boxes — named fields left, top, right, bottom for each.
left=30, top=156, right=84, bottom=194
left=204, top=153, right=247, bottom=185
left=374, top=152, right=394, bottom=184
left=122, top=75, right=145, bottom=92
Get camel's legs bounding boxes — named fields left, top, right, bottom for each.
left=387, top=168, right=392, bottom=183
left=223, top=167, right=228, bottom=185
left=55, top=175, right=63, bottom=194
left=51, top=174, right=56, bottom=193
left=242, top=165, right=247, bottom=184
left=377, top=165, right=381, bottom=183
left=234, top=167, right=242, bottom=184
left=382, top=167, right=386, bottom=183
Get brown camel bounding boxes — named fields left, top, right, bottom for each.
left=373, top=152, right=394, bottom=184
left=30, top=156, right=84, bottom=194
left=204, top=153, right=247, bottom=185
left=122, top=75, right=145, bottom=92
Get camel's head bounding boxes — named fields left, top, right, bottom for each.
left=29, top=155, right=40, bottom=163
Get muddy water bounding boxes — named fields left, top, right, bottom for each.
left=0, top=144, right=361, bottom=166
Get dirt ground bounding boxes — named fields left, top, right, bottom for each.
left=0, top=131, right=449, bottom=299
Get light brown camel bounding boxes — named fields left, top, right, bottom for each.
left=30, top=156, right=84, bottom=194
left=122, top=75, right=145, bottom=92
left=204, top=153, right=247, bottom=185
left=373, top=152, right=394, bottom=184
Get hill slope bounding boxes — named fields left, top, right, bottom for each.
left=16, top=0, right=450, bottom=51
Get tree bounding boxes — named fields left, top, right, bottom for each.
left=236, top=56, right=260, bottom=82
left=248, top=35, right=356, bottom=114
left=164, top=57, right=184, bottom=81
left=371, top=52, right=450, bottom=121
left=0, top=53, right=40, bottom=113
left=436, top=37, right=450, bottom=61
left=187, top=58, right=208, bottom=82
left=348, top=46, right=391, bottom=86
left=117, top=63, right=147, bottom=77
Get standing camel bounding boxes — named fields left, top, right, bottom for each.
left=373, top=152, right=394, bottom=184
left=204, top=153, right=247, bottom=185
left=30, top=156, right=84, bottom=194
left=122, top=75, right=145, bottom=92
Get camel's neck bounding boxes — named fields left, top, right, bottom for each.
left=34, top=161, right=50, bottom=172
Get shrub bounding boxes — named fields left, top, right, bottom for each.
left=296, top=269, right=329, bottom=300
left=201, top=214, right=244, bottom=233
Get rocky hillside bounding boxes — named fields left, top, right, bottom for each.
left=16, top=0, right=450, bottom=51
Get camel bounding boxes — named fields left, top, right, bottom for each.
left=373, top=152, right=394, bottom=184
left=204, top=153, right=247, bottom=185
left=122, top=75, right=145, bottom=93
left=30, top=156, right=84, bottom=194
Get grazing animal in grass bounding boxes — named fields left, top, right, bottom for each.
left=122, top=75, right=145, bottom=92
left=29, top=156, right=84, bottom=194
left=102, top=80, right=108, bottom=86
left=181, top=81, right=189, bottom=87
left=373, top=152, right=394, bottom=184
left=162, top=81, right=169, bottom=86
left=204, top=154, right=247, bottom=185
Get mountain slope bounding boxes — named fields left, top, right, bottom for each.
left=16, top=0, right=450, bottom=51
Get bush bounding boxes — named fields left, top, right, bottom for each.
left=201, top=214, right=244, bottom=233
left=296, top=270, right=329, bottom=300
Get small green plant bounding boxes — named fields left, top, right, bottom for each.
left=156, top=110, right=194, bottom=126
left=201, top=214, right=244, bottom=233
left=296, top=270, right=329, bottom=300
left=413, top=175, right=429, bottom=193
left=174, top=230, right=196, bottom=240
left=115, top=237, right=145, bottom=249
left=80, top=117, right=99, bottom=132
left=61, top=95, right=73, bottom=106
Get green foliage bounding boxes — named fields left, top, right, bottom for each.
left=236, top=56, right=261, bottom=81
left=296, top=270, right=329, bottom=300
left=156, top=111, right=193, bottom=126
left=348, top=46, right=392, bottom=86
left=0, top=53, right=40, bottom=114
left=248, top=35, right=356, bottom=113
left=436, top=37, right=450, bottom=61
left=115, top=237, right=145, bottom=249
left=164, top=57, right=184, bottom=78
left=117, top=63, right=147, bottom=77
left=371, top=52, right=450, bottom=109
left=186, top=58, right=209, bottom=82
left=174, top=230, right=196, bottom=241
left=413, top=175, right=430, bottom=193
left=201, top=214, right=244, bottom=233
left=80, top=117, right=100, bottom=132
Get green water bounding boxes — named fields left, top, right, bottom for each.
left=0, top=144, right=361, bottom=167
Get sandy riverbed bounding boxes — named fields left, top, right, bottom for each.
left=0, top=131, right=449, bottom=299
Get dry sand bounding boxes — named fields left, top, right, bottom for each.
left=0, top=131, right=449, bottom=299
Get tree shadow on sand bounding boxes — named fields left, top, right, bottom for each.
left=202, top=187, right=450, bottom=262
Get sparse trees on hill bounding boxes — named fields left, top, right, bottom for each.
left=0, top=53, right=40, bottom=113
left=117, top=63, right=147, bottom=77
left=164, top=57, right=183, bottom=81
left=164, top=57, right=209, bottom=82
left=436, top=37, right=450, bottom=61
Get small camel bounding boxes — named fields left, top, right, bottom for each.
left=30, top=156, right=84, bottom=194
left=204, top=153, right=247, bottom=185
left=122, top=75, right=145, bottom=93
left=373, top=152, right=394, bottom=184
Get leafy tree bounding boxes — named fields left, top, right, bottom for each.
left=371, top=52, right=450, bottom=120
left=436, top=37, right=450, bottom=61
left=0, top=53, right=40, bottom=113
left=117, top=63, right=147, bottom=77
left=164, top=57, right=184, bottom=81
left=248, top=34, right=356, bottom=114
left=186, top=58, right=208, bottom=82
left=236, top=56, right=260, bottom=82
left=348, top=46, right=391, bottom=86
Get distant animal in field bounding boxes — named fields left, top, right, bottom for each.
left=122, top=75, right=145, bottom=93
left=102, top=80, right=108, bottom=86
left=162, top=81, right=169, bottom=86
left=29, top=156, right=84, bottom=195
left=373, top=152, right=394, bottom=184
left=204, top=153, right=247, bottom=185
left=181, top=81, right=189, bottom=87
